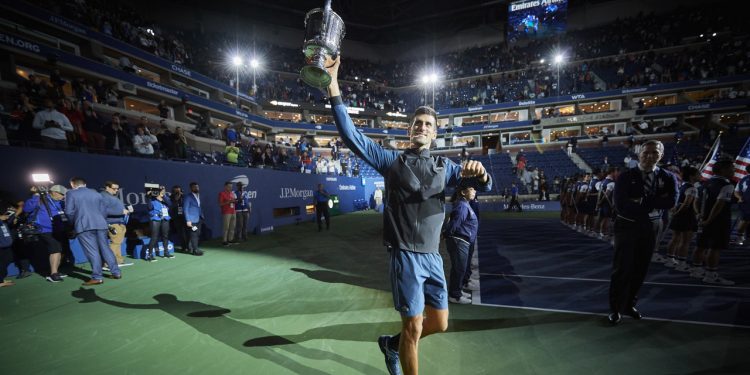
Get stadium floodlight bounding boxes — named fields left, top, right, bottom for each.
left=712, top=32, right=717, bottom=37
left=429, top=73, right=438, bottom=84
left=232, top=56, right=243, bottom=67
left=421, top=75, right=431, bottom=85
left=540, top=58, right=545, bottom=64
left=553, top=54, right=565, bottom=97
left=249, top=58, right=260, bottom=95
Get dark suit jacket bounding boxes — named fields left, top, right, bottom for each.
left=614, top=166, right=678, bottom=221
left=65, top=187, right=109, bottom=233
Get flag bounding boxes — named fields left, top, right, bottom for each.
left=735, top=138, right=750, bottom=182
left=700, top=136, right=721, bottom=180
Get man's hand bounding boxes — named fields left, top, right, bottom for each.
left=186, top=221, right=192, bottom=227
left=461, top=160, right=488, bottom=183
left=325, top=55, right=341, bottom=97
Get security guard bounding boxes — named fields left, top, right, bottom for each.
left=608, top=140, right=677, bottom=325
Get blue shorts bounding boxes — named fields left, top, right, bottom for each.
left=389, top=248, right=448, bottom=317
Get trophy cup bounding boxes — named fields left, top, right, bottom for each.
left=300, top=0, right=345, bottom=89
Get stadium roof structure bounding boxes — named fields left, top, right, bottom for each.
left=192, top=0, right=508, bottom=43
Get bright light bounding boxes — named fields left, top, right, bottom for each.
left=712, top=32, right=717, bottom=37
left=232, top=56, right=243, bottom=67
left=421, top=75, right=431, bottom=84
left=32, top=173, right=51, bottom=183
left=429, top=73, right=438, bottom=83
left=700, top=34, right=704, bottom=38
left=250, top=59, right=260, bottom=69
left=540, top=58, right=545, bottom=64
left=554, top=54, right=564, bottom=64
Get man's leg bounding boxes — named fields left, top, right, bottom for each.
left=108, top=224, right=126, bottom=264
left=228, top=214, right=236, bottom=242
left=399, top=306, right=449, bottom=375
left=97, top=229, right=120, bottom=276
left=77, top=231, right=104, bottom=280
left=222, top=214, right=231, bottom=243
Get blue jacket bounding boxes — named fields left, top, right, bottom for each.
left=101, top=191, right=128, bottom=224
left=183, top=192, right=203, bottom=223
left=24, top=194, right=64, bottom=233
left=65, top=187, right=109, bottom=233
left=148, top=198, right=171, bottom=221
left=444, top=199, right=479, bottom=244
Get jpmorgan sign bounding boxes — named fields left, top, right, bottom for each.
left=279, top=188, right=314, bottom=199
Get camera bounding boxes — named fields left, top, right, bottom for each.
left=191, top=225, right=198, bottom=232
left=144, top=182, right=163, bottom=198
left=108, top=225, right=117, bottom=235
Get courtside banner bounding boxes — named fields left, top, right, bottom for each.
left=0, top=146, right=365, bottom=236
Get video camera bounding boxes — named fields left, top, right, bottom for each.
left=144, top=182, right=164, bottom=198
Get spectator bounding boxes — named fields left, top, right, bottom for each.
left=81, top=101, right=105, bottom=152
left=157, top=100, right=169, bottom=119
left=174, top=127, right=188, bottom=159
left=225, top=141, right=240, bottom=164
left=103, top=114, right=132, bottom=155
left=156, top=121, right=176, bottom=158
left=133, top=126, right=158, bottom=156
left=32, top=98, right=74, bottom=150
left=218, top=182, right=237, bottom=246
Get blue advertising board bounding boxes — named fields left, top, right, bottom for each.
left=0, top=146, right=365, bottom=238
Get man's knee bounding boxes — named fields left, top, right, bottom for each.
left=401, top=316, right=423, bottom=339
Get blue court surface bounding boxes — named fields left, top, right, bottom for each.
left=476, top=215, right=750, bottom=328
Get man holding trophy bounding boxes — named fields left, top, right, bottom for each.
left=301, top=4, right=492, bottom=373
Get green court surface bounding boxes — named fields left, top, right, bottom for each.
left=1, top=211, right=748, bottom=374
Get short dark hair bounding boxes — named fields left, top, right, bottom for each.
left=189, top=182, right=199, bottom=188
left=412, top=106, right=437, bottom=126
left=713, top=159, right=734, bottom=174
left=224, top=181, right=233, bottom=186
left=104, top=180, right=118, bottom=188
left=70, top=177, right=86, bottom=187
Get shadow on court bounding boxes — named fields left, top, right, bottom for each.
left=71, top=288, right=381, bottom=374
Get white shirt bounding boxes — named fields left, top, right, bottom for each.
left=133, top=133, right=158, bottom=155
left=32, top=109, right=74, bottom=140
left=192, top=193, right=201, bottom=207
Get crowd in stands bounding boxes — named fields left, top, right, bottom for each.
left=26, top=0, right=750, bottom=113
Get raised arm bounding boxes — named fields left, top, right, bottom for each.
left=326, top=56, right=396, bottom=175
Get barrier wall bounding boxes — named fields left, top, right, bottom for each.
left=0, top=146, right=366, bottom=237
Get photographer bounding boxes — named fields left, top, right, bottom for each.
left=145, top=185, right=174, bottom=260
left=101, top=181, right=133, bottom=267
left=169, top=185, right=188, bottom=252
left=1, top=204, right=15, bottom=287
left=23, top=185, right=66, bottom=283
left=32, top=98, right=74, bottom=150
left=8, top=200, right=32, bottom=279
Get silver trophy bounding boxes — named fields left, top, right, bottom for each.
left=300, top=0, right=345, bottom=89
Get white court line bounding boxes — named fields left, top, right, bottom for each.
left=470, top=301, right=750, bottom=329
left=479, top=272, right=750, bottom=291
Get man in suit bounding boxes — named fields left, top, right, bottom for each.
left=183, top=182, right=204, bottom=256
left=608, top=140, right=677, bottom=325
left=65, top=177, right=121, bottom=285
